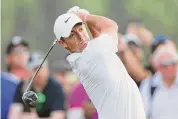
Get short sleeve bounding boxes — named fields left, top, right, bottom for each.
left=87, top=33, right=118, bottom=53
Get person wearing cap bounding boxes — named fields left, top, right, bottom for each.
left=1, top=72, right=20, bottom=119
left=9, top=51, right=66, bottom=119
left=124, top=33, right=143, bottom=61
left=125, top=20, right=154, bottom=46
left=126, top=19, right=143, bottom=35
left=53, top=6, right=146, bottom=119
left=2, top=36, right=31, bottom=119
left=118, top=34, right=150, bottom=87
left=145, top=35, right=169, bottom=75
left=140, top=45, right=178, bottom=119
left=5, top=36, right=31, bottom=80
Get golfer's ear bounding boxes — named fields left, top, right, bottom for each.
left=58, top=40, right=67, bottom=48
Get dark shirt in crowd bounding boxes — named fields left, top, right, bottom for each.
left=13, top=76, right=65, bottom=117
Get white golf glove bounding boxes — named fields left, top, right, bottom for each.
left=67, top=6, right=90, bottom=15
left=67, top=6, right=80, bottom=13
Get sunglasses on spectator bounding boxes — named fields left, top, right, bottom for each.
left=10, top=47, right=29, bottom=54
left=160, top=60, right=178, bottom=67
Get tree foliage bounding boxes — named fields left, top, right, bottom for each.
left=72, top=0, right=109, bottom=15
left=125, top=0, right=178, bottom=42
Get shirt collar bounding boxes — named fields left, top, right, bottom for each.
left=66, top=40, right=93, bottom=64
left=66, top=53, right=81, bottom=64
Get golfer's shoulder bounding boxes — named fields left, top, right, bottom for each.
left=87, top=34, right=112, bottom=49
left=86, top=33, right=118, bottom=53
left=94, top=33, right=114, bottom=41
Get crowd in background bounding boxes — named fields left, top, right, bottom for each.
left=1, top=21, right=178, bottom=119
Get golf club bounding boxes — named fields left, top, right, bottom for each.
left=22, top=39, right=58, bottom=108
left=84, top=22, right=93, bottom=39
left=22, top=20, right=93, bottom=108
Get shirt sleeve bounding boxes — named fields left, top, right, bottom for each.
left=88, top=33, right=118, bottom=53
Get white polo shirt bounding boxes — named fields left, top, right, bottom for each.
left=140, top=72, right=178, bottom=119
left=67, top=34, right=146, bottom=119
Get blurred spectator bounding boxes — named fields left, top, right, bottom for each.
left=2, top=36, right=31, bottom=119
left=137, top=26, right=153, bottom=46
left=145, top=35, right=169, bottom=75
left=117, top=35, right=150, bottom=87
left=5, top=36, right=31, bottom=80
left=126, top=20, right=153, bottom=46
left=67, top=82, right=98, bottom=119
left=126, top=20, right=143, bottom=35
left=126, top=20, right=153, bottom=45
left=9, top=51, right=66, bottom=119
left=140, top=45, right=178, bottom=119
left=63, top=71, right=79, bottom=96
left=124, top=33, right=143, bottom=62
left=1, top=72, right=20, bottom=119
left=51, top=60, right=79, bottom=102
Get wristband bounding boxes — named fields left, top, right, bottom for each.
left=84, top=14, right=88, bottom=22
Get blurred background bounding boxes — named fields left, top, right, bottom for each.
left=1, top=0, right=178, bottom=70
left=1, top=0, right=178, bottom=119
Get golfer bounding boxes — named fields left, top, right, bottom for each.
left=53, top=7, right=146, bottom=119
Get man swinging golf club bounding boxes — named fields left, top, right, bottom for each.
left=54, top=6, right=146, bottom=119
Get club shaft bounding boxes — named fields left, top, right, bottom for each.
left=84, top=22, right=93, bottom=39
left=25, top=39, right=58, bottom=92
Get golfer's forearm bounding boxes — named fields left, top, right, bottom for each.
left=86, top=14, right=118, bottom=34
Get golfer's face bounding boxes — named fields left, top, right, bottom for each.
left=62, top=23, right=90, bottom=52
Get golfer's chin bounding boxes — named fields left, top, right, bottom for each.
left=74, top=45, right=88, bottom=53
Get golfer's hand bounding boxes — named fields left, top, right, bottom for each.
left=67, top=6, right=90, bottom=22
left=67, top=6, right=90, bottom=15
left=73, top=11, right=86, bottom=22
left=67, top=6, right=80, bottom=13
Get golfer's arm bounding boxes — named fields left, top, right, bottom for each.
left=85, top=14, right=118, bottom=38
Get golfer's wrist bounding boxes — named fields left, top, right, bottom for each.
left=84, top=14, right=88, bottom=22
left=76, top=12, right=87, bottom=22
